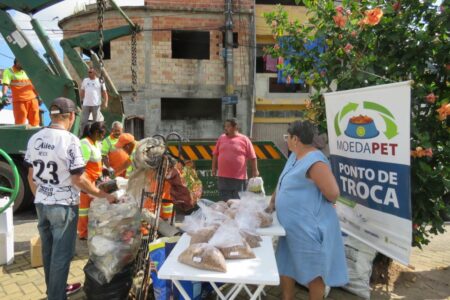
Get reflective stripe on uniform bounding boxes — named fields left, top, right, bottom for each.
left=79, top=207, right=89, bottom=217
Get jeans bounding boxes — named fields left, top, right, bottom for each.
left=81, top=105, right=101, bottom=131
left=36, top=204, right=78, bottom=300
left=217, top=177, right=247, bottom=201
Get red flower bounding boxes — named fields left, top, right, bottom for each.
left=411, top=146, right=433, bottom=158
left=436, top=103, right=450, bottom=121
left=344, top=43, right=353, bottom=53
left=362, top=7, right=383, bottom=26
left=335, top=6, right=344, bottom=14
left=425, top=93, right=437, bottom=104
left=333, top=13, right=347, bottom=28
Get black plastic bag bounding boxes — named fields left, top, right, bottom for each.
left=83, top=259, right=134, bottom=300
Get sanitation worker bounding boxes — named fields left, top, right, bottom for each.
left=2, top=59, right=41, bottom=126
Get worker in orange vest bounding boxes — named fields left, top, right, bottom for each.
left=1, top=59, right=41, bottom=126
left=143, top=168, right=175, bottom=221
left=78, top=121, right=106, bottom=240
left=108, top=133, right=136, bottom=178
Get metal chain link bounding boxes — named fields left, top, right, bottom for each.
left=97, top=0, right=105, bottom=84
left=131, top=30, right=138, bottom=101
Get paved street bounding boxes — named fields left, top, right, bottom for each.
left=1, top=210, right=449, bottom=299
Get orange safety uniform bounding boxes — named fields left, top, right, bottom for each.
left=143, top=170, right=175, bottom=220
left=2, top=66, right=39, bottom=126
left=78, top=137, right=102, bottom=239
left=108, top=148, right=131, bottom=178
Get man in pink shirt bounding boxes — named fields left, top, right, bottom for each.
left=212, top=118, right=259, bottom=201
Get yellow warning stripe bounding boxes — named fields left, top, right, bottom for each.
left=169, top=146, right=179, bottom=157
left=264, top=145, right=281, bottom=159
left=182, top=145, right=198, bottom=160
left=196, top=145, right=212, bottom=160
left=167, top=144, right=282, bottom=160
left=253, top=145, right=267, bottom=159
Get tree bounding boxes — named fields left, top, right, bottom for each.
left=264, top=0, right=449, bottom=247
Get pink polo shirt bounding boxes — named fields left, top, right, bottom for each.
left=213, top=133, right=256, bottom=180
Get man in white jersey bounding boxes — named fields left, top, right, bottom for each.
left=80, top=67, right=108, bottom=131
left=25, top=97, right=116, bottom=300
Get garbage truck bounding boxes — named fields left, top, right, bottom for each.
left=0, top=0, right=287, bottom=212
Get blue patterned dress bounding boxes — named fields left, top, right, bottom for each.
left=275, top=150, right=348, bottom=286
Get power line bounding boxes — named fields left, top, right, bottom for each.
left=0, top=52, right=14, bottom=60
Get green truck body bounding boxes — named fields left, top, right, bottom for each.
left=0, top=0, right=287, bottom=212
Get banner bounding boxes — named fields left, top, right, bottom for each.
left=324, top=81, right=412, bottom=265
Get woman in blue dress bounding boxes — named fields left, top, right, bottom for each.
left=267, top=120, right=348, bottom=300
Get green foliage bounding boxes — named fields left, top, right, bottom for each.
left=264, top=1, right=450, bottom=248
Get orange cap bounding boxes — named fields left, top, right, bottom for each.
left=115, top=133, right=135, bottom=148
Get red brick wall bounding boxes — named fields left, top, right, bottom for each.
left=151, top=15, right=251, bottom=86
left=61, top=13, right=145, bottom=84
left=145, top=0, right=254, bottom=11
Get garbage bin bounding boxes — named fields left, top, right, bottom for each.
left=0, top=197, right=14, bottom=265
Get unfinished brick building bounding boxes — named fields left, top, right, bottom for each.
left=59, top=0, right=255, bottom=139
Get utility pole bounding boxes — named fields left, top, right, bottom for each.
left=223, top=0, right=236, bottom=119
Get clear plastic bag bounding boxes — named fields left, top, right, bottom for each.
left=235, top=192, right=273, bottom=228
left=88, top=196, right=141, bottom=282
left=209, top=220, right=255, bottom=259
left=246, top=177, right=265, bottom=195
left=178, top=243, right=227, bottom=272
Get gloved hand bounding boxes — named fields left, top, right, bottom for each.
left=36, top=95, right=43, bottom=105
left=0, top=95, right=9, bottom=110
left=1, top=94, right=9, bottom=104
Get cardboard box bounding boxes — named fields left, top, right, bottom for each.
left=30, top=235, right=43, bottom=268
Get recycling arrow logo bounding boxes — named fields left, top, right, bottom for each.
left=334, top=101, right=398, bottom=140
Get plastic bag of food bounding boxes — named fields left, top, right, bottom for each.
left=239, top=231, right=262, bottom=248
left=227, top=199, right=240, bottom=208
left=235, top=193, right=273, bottom=228
left=178, top=243, right=227, bottom=273
left=196, top=199, right=229, bottom=226
left=234, top=209, right=262, bottom=248
left=180, top=203, right=220, bottom=244
left=209, top=220, right=255, bottom=259
left=88, top=196, right=141, bottom=283
left=246, top=177, right=265, bottom=195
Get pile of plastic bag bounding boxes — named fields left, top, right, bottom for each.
left=177, top=193, right=273, bottom=272
left=88, top=195, right=141, bottom=282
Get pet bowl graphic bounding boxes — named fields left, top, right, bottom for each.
left=344, top=115, right=379, bottom=139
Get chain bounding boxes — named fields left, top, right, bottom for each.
left=97, top=0, right=105, bottom=84
left=131, top=29, right=138, bottom=101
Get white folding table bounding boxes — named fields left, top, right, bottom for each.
left=158, top=234, right=280, bottom=300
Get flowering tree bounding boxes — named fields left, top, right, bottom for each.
left=264, top=0, right=449, bottom=247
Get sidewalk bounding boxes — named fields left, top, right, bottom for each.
left=1, top=210, right=449, bottom=299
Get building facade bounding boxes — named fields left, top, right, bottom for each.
left=59, top=0, right=255, bottom=140
left=253, top=0, right=309, bottom=154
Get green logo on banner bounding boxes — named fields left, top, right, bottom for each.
left=334, top=101, right=398, bottom=140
